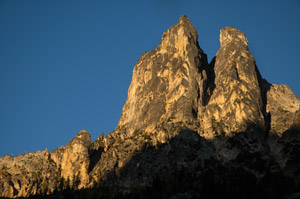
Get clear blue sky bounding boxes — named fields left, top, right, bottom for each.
left=0, top=0, right=299, bottom=156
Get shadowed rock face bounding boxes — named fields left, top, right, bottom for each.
left=1, top=15, right=300, bottom=199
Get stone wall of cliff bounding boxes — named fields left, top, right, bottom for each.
left=1, top=15, right=299, bottom=198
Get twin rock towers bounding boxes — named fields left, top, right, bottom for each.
left=1, top=15, right=300, bottom=198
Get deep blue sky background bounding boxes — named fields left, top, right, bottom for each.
left=0, top=1, right=299, bottom=156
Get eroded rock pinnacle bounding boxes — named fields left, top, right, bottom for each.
left=1, top=16, right=300, bottom=198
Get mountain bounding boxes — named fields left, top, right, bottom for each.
left=1, top=15, right=300, bottom=199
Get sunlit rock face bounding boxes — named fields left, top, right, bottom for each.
left=266, top=84, right=300, bottom=136
left=200, top=27, right=265, bottom=139
left=0, top=16, right=300, bottom=199
left=117, top=15, right=207, bottom=136
left=0, top=150, right=59, bottom=198
left=60, top=130, right=91, bottom=189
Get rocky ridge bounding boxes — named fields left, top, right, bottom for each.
left=1, top=15, right=300, bottom=199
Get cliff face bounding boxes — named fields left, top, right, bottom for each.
left=1, top=15, right=300, bottom=199
left=0, top=130, right=91, bottom=197
left=266, top=84, right=300, bottom=136
left=117, top=15, right=206, bottom=136
left=0, top=150, right=58, bottom=197
left=200, top=27, right=265, bottom=139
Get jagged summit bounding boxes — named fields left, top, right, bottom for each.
left=74, top=129, right=91, bottom=140
left=158, top=15, right=199, bottom=53
left=118, top=16, right=267, bottom=139
left=220, top=26, right=248, bottom=47
left=117, top=15, right=206, bottom=136
left=1, top=16, right=300, bottom=199
left=200, top=25, right=265, bottom=138
left=179, top=14, right=190, bottom=23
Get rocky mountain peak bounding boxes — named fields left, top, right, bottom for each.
left=266, top=84, right=300, bottom=136
left=200, top=26, right=265, bottom=139
left=179, top=14, right=190, bottom=23
left=117, top=15, right=206, bottom=136
left=158, top=15, right=199, bottom=55
left=1, top=16, right=300, bottom=199
left=59, top=130, right=91, bottom=189
left=220, top=26, right=248, bottom=48
left=73, top=130, right=91, bottom=143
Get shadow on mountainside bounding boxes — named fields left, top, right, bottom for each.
left=4, top=127, right=300, bottom=199
left=88, top=146, right=104, bottom=173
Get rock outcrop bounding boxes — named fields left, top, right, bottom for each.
left=59, top=130, right=91, bottom=188
left=0, top=130, right=92, bottom=198
left=200, top=27, right=265, bottom=139
left=0, top=15, right=300, bottom=199
left=117, top=15, right=206, bottom=136
left=0, top=150, right=59, bottom=197
left=266, top=84, right=300, bottom=136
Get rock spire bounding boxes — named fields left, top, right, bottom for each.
left=117, top=15, right=207, bottom=136
left=1, top=15, right=300, bottom=198
left=200, top=27, right=266, bottom=138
